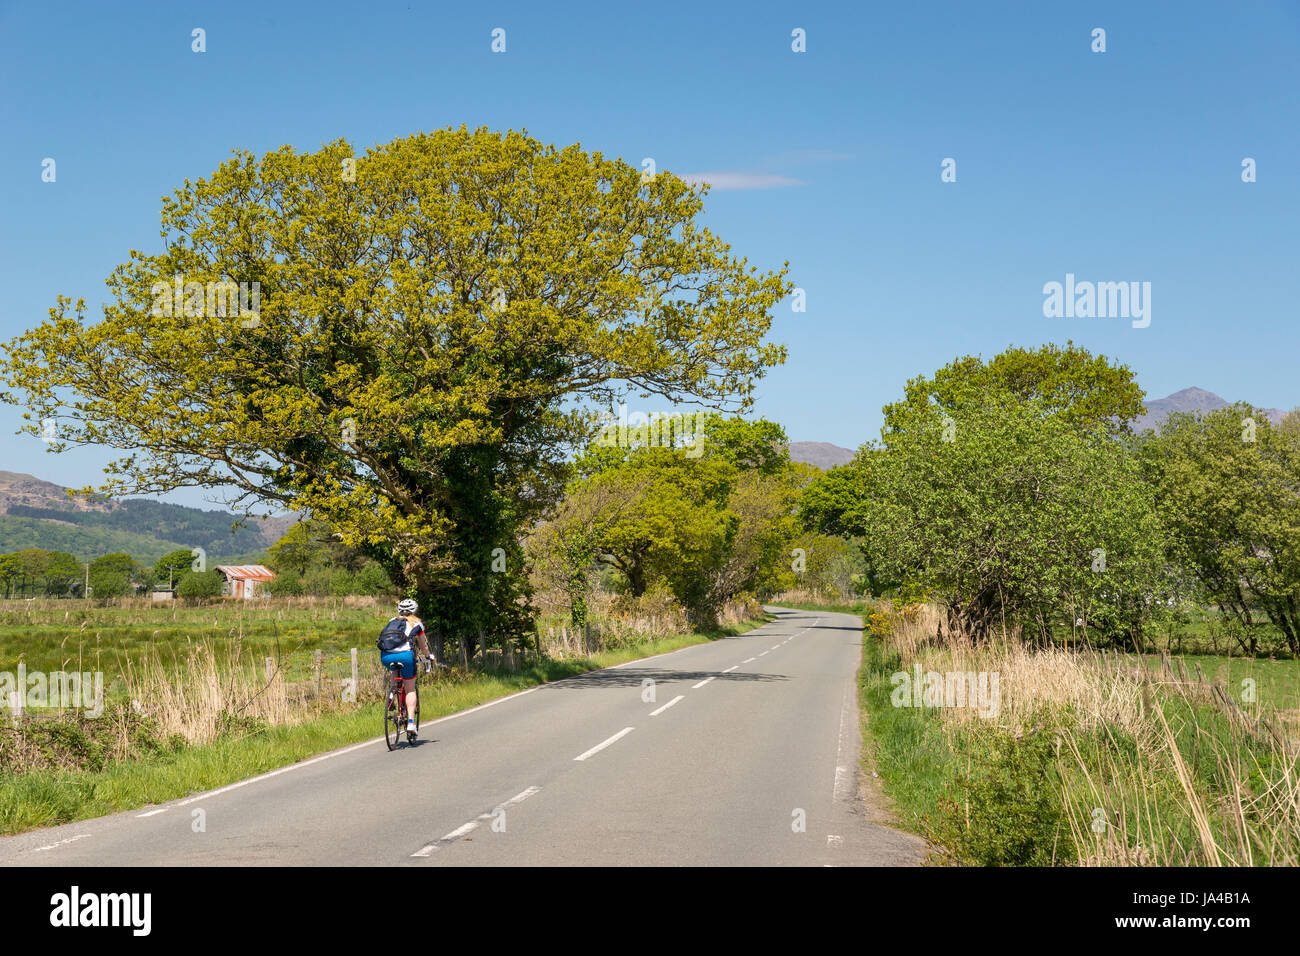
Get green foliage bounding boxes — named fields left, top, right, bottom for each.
left=176, top=569, right=223, bottom=600
left=0, top=126, right=789, bottom=642
left=153, top=548, right=198, bottom=587
left=882, top=341, right=1145, bottom=438
left=557, top=416, right=801, bottom=627
left=804, top=383, right=1175, bottom=642
left=266, top=522, right=325, bottom=578
left=1144, top=405, right=1300, bottom=654
left=932, top=727, right=1074, bottom=866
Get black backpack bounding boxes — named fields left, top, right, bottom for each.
left=376, top=618, right=409, bottom=652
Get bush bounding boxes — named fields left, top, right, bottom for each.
left=931, top=727, right=1073, bottom=866
left=176, top=569, right=223, bottom=600
left=88, top=569, right=130, bottom=599
left=355, top=562, right=392, bottom=595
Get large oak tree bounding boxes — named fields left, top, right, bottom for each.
left=0, top=127, right=789, bottom=645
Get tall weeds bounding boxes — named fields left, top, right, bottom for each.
left=869, top=600, right=1300, bottom=866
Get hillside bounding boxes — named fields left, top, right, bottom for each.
left=1134, top=387, right=1287, bottom=433
left=0, top=471, right=293, bottom=563
left=787, top=441, right=855, bottom=470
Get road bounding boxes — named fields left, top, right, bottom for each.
left=1, top=607, right=926, bottom=866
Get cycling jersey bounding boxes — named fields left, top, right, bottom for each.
left=383, top=617, right=425, bottom=653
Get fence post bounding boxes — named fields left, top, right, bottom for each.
left=265, top=657, right=274, bottom=682
left=459, top=636, right=469, bottom=670
left=350, top=647, right=359, bottom=702
left=314, top=649, right=323, bottom=699
left=535, top=628, right=542, bottom=659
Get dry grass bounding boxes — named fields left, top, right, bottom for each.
left=870, top=599, right=1300, bottom=866
left=119, top=638, right=375, bottom=745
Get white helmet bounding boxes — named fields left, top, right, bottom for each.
left=397, top=598, right=418, bottom=615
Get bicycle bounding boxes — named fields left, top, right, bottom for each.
left=384, top=658, right=429, bottom=750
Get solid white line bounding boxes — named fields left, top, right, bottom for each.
left=721, top=665, right=738, bottom=673
left=649, top=695, right=684, bottom=716
left=574, top=727, right=635, bottom=761
left=156, top=686, right=546, bottom=812
left=135, top=808, right=169, bottom=818
left=691, top=676, right=715, bottom=689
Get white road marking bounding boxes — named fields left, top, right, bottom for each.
left=136, top=808, right=169, bottom=818
left=411, top=786, right=541, bottom=857
left=758, top=651, right=769, bottom=657
left=771, top=644, right=781, bottom=649
left=574, top=727, right=635, bottom=761
left=721, top=665, right=738, bottom=673
left=691, top=676, right=715, bottom=689
left=649, top=695, right=684, bottom=716
left=827, top=834, right=844, bottom=847
left=833, top=681, right=855, bottom=801
left=31, top=834, right=91, bottom=853
left=742, top=657, right=757, bottom=663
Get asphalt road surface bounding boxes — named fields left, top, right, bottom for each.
left=1, top=607, right=926, bottom=866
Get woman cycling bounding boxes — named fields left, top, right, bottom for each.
left=379, top=598, right=432, bottom=737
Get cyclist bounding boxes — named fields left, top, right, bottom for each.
left=379, top=598, right=433, bottom=737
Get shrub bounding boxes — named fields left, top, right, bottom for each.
left=932, top=727, right=1074, bottom=866
left=176, top=569, right=223, bottom=600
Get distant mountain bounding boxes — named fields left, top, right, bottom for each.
left=0, top=471, right=294, bottom=563
left=788, top=441, right=856, bottom=470
left=1134, top=388, right=1287, bottom=433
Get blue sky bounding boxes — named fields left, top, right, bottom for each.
left=2, top=0, right=1298, bottom=509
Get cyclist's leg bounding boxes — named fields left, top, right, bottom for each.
left=397, top=651, right=418, bottom=727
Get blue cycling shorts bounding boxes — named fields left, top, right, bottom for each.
left=380, top=649, right=416, bottom=679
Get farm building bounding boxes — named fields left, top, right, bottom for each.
left=214, top=565, right=276, bottom=599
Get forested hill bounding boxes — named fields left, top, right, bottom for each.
left=0, top=471, right=292, bottom=563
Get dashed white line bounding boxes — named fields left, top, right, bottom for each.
left=771, top=644, right=781, bottom=650
left=411, top=786, right=541, bottom=857
left=649, top=695, right=684, bottom=716
left=574, top=727, right=635, bottom=761
left=32, top=834, right=91, bottom=853
left=742, top=657, right=757, bottom=664
left=758, top=651, right=769, bottom=657
left=691, top=676, right=716, bottom=689
left=721, top=665, right=738, bottom=673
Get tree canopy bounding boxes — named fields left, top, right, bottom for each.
left=0, top=127, right=790, bottom=641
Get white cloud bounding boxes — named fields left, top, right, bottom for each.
left=678, top=171, right=805, bottom=190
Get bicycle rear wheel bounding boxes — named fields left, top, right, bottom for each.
left=384, top=689, right=398, bottom=751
